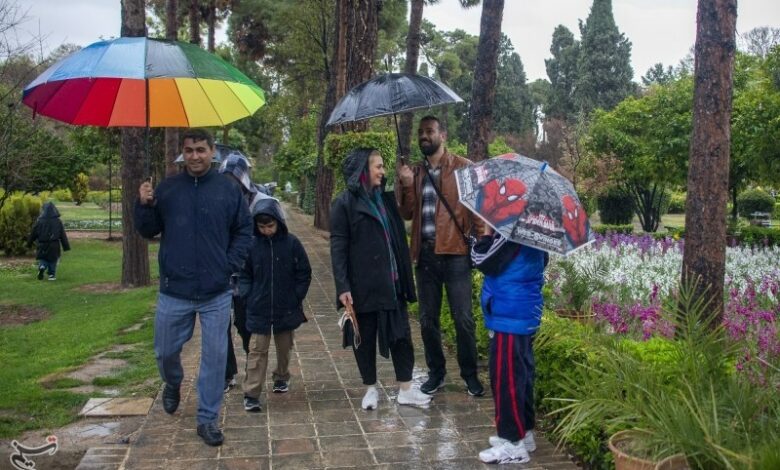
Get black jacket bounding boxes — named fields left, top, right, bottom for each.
left=329, top=152, right=416, bottom=313
left=134, top=168, right=253, bottom=301
left=240, top=197, right=312, bottom=334
left=28, top=202, right=70, bottom=262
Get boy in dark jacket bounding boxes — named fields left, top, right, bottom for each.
left=239, top=197, right=311, bottom=412
left=28, top=202, right=70, bottom=281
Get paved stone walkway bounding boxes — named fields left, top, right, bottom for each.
left=83, top=205, right=576, bottom=469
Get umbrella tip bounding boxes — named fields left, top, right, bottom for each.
left=540, top=161, right=548, bottom=173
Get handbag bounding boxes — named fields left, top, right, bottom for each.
left=338, top=301, right=361, bottom=349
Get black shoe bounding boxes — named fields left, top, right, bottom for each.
left=465, top=375, right=485, bottom=397
left=224, top=376, right=236, bottom=393
left=162, top=383, right=180, bottom=414
left=420, top=375, right=446, bottom=395
left=243, top=396, right=262, bottom=412
left=272, top=379, right=289, bottom=393
left=197, top=422, right=224, bottom=446
left=37, top=267, right=45, bottom=280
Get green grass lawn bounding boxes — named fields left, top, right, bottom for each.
left=55, top=202, right=112, bottom=222
left=0, top=239, right=159, bottom=438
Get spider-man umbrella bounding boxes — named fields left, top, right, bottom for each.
left=454, top=153, right=595, bottom=256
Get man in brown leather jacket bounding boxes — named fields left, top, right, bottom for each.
left=397, top=115, right=485, bottom=397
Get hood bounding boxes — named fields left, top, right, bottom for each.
left=39, top=202, right=60, bottom=219
left=342, top=148, right=376, bottom=193
left=219, top=154, right=253, bottom=193
left=251, top=196, right=287, bottom=237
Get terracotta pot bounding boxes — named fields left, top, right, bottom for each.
left=555, top=308, right=595, bottom=323
left=608, top=431, right=689, bottom=470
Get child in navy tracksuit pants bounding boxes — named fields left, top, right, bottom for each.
left=472, top=230, right=546, bottom=464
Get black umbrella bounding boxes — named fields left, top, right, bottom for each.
left=326, top=73, right=463, bottom=126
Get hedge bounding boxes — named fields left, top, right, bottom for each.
left=593, top=224, right=633, bottom=235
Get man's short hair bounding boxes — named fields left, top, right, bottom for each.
left=255, top=214, right=276, bottom=225
left=419, top=115, right=445, bottom=132
left=181, top=129, right=215, bottom=148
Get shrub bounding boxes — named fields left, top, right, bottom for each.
left=51, top=188, right=72, bottom=202
left=87, top=190, right=121, bottom=207
left=737, top=188, right=775, bottom=218
left=774, top=203, right=780, bottom=220
left=666, top=191, right=686, bottom=214
left=738, top=226, right=780, bottom=246
left=596, top=187, right=634, bottom=225
left=70, top=173, right=90, bottom=205
left=324, top=131, right=395, bottom=199
left=0, top=194, right=41, bottom=256
left=593, top=224, right=633, bottom=235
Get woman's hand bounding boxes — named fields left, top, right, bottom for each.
left=339, top=291, right=353, bottom=306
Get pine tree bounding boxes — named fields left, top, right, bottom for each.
left=575, top=0, right=634, bottom=114
left=494, top=42, right=535, bottom=137
left=544, top=25, right=579, bottom=121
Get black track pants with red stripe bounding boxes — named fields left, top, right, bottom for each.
left=489, top=331, right=535, bottom=442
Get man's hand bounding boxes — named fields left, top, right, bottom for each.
left=339, top=291, right=353, bottom=307
left=138, top=181, right=154, bottom=205
left=398, top=163, right=413, bottom=187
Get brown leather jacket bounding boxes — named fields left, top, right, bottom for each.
left=398, top=149, right=484, bottom=264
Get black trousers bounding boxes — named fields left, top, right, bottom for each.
left=490, top=332, right=535, bottom=442
left=225, top=295, right=251, bottom=381
left=416, top=243, right=478, bottom=380
left=353, top=310, right=415, bottom=385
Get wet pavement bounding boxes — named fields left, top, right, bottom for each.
left=80, top=205, right=577, bottom=469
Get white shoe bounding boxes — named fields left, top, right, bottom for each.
left=361, top=386, right=378, bottom=410
left=479, top=440, right=531, bottom=464
left=489, top=430, right=536, bottom=452
left=397, top=387, right=432, bottom=407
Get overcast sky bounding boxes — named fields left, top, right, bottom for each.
left=15, top=0, right=780, bottom=82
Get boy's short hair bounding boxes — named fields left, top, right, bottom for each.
left=181, top=129, right=214, bottom=148
left=255, top=214, right=276, bottom=225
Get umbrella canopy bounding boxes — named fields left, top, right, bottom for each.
left=455, top=153, right=595, bottom=256
left=22, top=37, right=265, bottom=127
left=326, top=73, right=462, bottom=126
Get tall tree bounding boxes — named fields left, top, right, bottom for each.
left=397, top=0, right=426, bottom=159
left=574, top=0, right=634, bottom=114
left=467, top=0, right=504, bottom=162
left=544, top=25, right=579, bottom=121
left=682, top=0, right=737, bottom=323
left=641, top=63, right=675, bottom=86
left=164, top=0, right=179, bottom=177
left=493, top=43, right=534, bottom=138
left=188, top=0, right=201, bottom=45
left=738, top=26, right=780, bottom=58
left=120, top=0, right=151, bottom=287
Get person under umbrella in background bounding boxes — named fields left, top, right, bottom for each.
left=330, top=148, right=432, bottom=410
left=135, top=129, right=253, bottom=447
left=28, top=201, right=70, bottom=281
left=397, top=116, right=485, bottom=397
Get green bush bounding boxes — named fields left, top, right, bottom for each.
left=774, top=203, right=780, bottom=220
left=666, top=191, right=686, bottom=214
left=51, top=188, right=72, bottom=202
left=737, top=188, right=775, bottom=218
left=87, top=190, right=122, bottom=207
left=0, top=194, right=41, bottom=256
left=70, top=173, right=90, bottom=206
left=738, top=226, right=780, bottom=246
left=593, top=224, right=633, bottom=235
left=596, top=187, right=634, bottom=225
left=324, top=131, right=395, bottom=199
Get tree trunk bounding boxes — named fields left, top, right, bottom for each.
left=189, top=0, right=201, bottom=46
left=682, top=0, right=737, bottom=324
left=467, top=0, right=504, bottom=162
left=398, top=0, right=424, bottom=161
left=165, top=0, right=179, bottom=178
left=120, top=0, right=151, bottom=287
left=207, top=0, right=216, bottom=52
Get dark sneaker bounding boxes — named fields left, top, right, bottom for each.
left=224, top=376, right=236, bottom=393
left=162, top=383, right=180, bottom=414
left=420, top=375, right=446, bottom=395
left=272, top=380, right=289, bottom=393
left=465, top=375, right=485, bottom=397
left=197, top=422, right=224, bottom=446
left=243, top=396, right=262, bottom=412
left=37, top=267, right=45, bottom=280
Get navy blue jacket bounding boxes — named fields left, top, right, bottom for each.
left=134, top=168, right=253, bottom=301
left=240, top=197, right=312, bottom=334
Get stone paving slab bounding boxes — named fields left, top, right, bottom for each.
left=79, top=398, right=154, bottom=417
left=111, top=205, right=577, bottom=469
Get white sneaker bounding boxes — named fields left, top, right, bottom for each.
left=489, top=430, right=536, bottom=452
left=361, top=386, right=378, bottom=410
left=396, top=387, right=432, bottom=407
left=478, top=440, right=530, bottom=464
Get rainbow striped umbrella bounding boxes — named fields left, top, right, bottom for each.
left=22, top=37, right=265, bottom=127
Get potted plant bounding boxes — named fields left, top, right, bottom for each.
left=608, top=430, right=688, bottom=470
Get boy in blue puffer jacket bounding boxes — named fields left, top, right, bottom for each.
left=238, top=197, right=311, bottom=413
left=471, top=227, right=546, bottom=465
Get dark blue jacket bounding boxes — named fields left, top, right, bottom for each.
left=474, top=236, right=545, bottom=335
left=240, top=197, right=312, bottom=334
left=134, top=169, right=253, bottom=301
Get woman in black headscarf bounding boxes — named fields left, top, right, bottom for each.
left=330, top=148, right=431, bottom=410
left=28, top=201, right=70, bottom=281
